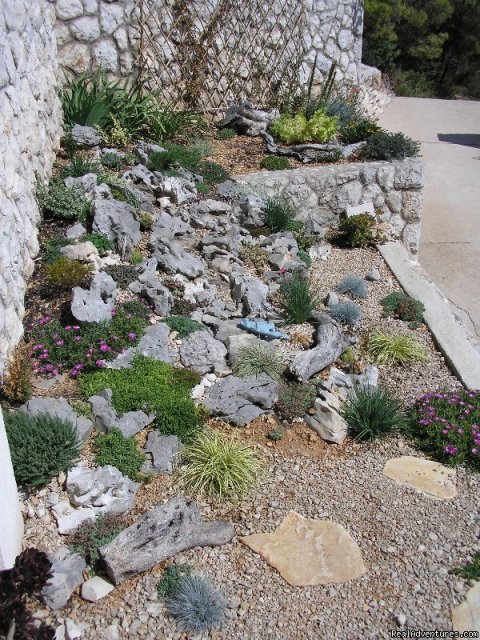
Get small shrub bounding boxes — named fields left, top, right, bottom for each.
left=129, top=249, right=143, bottom=265
left=271, top=110, right=338, bottom=144
left=1, top=342, right=32, bottom=404
left=260, top=156, right=292, bottom=171
left=367, top=332, right=429, bottom=365
left=147, top=144, right=204, bottom=173
left=363, top=131, right=420, bottom=161
left=216, top=127, right=237, bottom=140
left=179, top=430, right=260, bottom=501
left=335, top=213, right=379, bottom=249
left=408, top=389, right=480, bottom=471
left=38, top=180, right=91, bottom=221
left=94, top=428, right=146, bottom=481
left=104, top=264, right=138, bottom=288
left=342, top=385, right=407, bottom=440
left=196, top=181, right=210, bottom=194
left=305, top=109, right=339, bottom=143
left=294, top=230, right=318, bottom=251
left=80, top=356, right=202, bottom=441
left=297, top=249, right=312, bottom=267
left=198, top=160, right=230, bottom=186
left=101, top=115, right=130, bottom=147
left=233, top=343, right=286, bottom=380
left=328, top=301, right=362, bottom=327
left=70, top=400, right=92, bottom=419
left=162, top=316, right=204, bottom=337
left=380, top=291, right=425, bottom=323
left=45, top=257, right=93, bottom=289
left=43, top=236, right=74, bottom=265
left=166, top=574, right=225, bottom=633
left=281, top=274, right=319, bottom=324
left=276, top=382, right=316, bottom=421
left=61, top=154, right=101, bottom=178
left=138, top=211, right=154, bottom=231
left=239, top=243, right=269, bottom=275
left=157, top=564, right=193, bottom=599
left=335, top=274, right=367, bottom=299
left=100, top=152, right=123, bottom=170
left=454, top=554, right=480, bottom=580
left=339, top=118, right=381, bottom=145
left=120, top=299, right=151, bottom=321
left=324, top=97, right=358, bottom=126
left=68, top=513, right=125, bottom=568
left=81, top=233, right=115, bottom=256
left=267, top=430, right=283, bottom=441
left=4, top=412, right=80, bottom=487
left=264, top=197, right=301, bottom=233
left=338, top=347, right=356, bottom=366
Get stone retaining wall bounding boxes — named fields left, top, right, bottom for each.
left=0, top=0, right=62, bottom=378
left=238, top=158, right=424, bottom=255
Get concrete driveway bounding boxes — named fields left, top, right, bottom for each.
left=379, top=97, right=480, bottom=342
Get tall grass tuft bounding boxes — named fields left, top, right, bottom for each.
left=367, top=332, right=429, bottom=365
left=280, top=274, right=319, bottom=324
left=341, top=385, right=407, bottom=440
left=264, top=197, right=301, bottom=232
left=233, top=343, right=286, bottom=380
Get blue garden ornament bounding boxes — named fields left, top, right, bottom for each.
left=239, top=317, right=290, bottom=340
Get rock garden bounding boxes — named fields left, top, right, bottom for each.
left=1, top=72, right=479, bottom=640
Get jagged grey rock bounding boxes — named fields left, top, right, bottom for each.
left=366, top=267, right=381, bottom=282
left=71, top=124, right=101, bottom=147
left=51, top=500, right=97, bottom=535
left=99, top=496, right=235, bottom=584
left=20, top=397, right=93, bottom=444
left=117, top=410, right=155, bottom=437
left=150, top=210, right=190, bottom=241
left=154, top=240, right=205, bottom=279
left=290, top=318, right=353, bottom=382
left=88, top=389, right=117, bottom=432
left=92, top=199, right=141, bottom=259
left=64, top=174, right=98, bottom=200
left=129, top=268, right=173, bottom=315
left=180, top=330, right=228, bottom=375
left=351, top=363, right=379, bottom=388
left=71, top=271, right=117, bottom=323
left=66, top=222, right=87, bottom=240
left=215, top=319, right=246, bottom=344
left=237, top=194, right=266, bottom=228
left=190, top=199, right=232, bottom=215
left=202, top=374, right=278, bottom=426
left=144, top=432, right=179, bottom=473
left=66, top=464, right=140, bottom=514
left=108, top=322, right=173, bottom=368
left=305, top=399, right=348, bottom=444
left=227, top=334, right=263, bottom=361
left=230, top=274, right=269, bottom=316
left=155, top=175, right=197, bottom=204
left=42, top=547, right=87, bottom=610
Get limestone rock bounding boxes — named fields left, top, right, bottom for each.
left=51, top=500, right=96, bottom=535
left=154, top=240, right=205, bottom=279
left=180, top=330, right=228, bottom=375
left=20, top=396, right=93, bottom=444
left=99, top=496, right=235, bottom=584
left=383, top=456, right=457, bottom=500
left=305, top=399, right=348, bottom=444
left=66, top=223, right=87, bottom=240
left=240, top=512, right=366, bottom=586
left=71, top=124, right=101, bottom=147
left=71, top=271, right=116, bottom=323
left=202, top=374, right=277, bottom=426
left=42, top=547, right=87, bottom=609
left=230, top=274, right=269, bottom=316
left=129, top=268, right=173, bottom=316
left=66, top=464, right=140, bottom=514
left=81, top=576, right=114, bottom=602
left=144, top=432, right=179, bottom=473
left=60, top=241, right=101, bottom=269
left=452, top=582, right=480, bottom=634
left=92, top=199, right=140, bottom=259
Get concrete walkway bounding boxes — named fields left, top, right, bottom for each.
left=379, top=97, right=480, bottom=342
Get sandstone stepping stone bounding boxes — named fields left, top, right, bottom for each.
left=452, top=582, right=480, bottom=633
left=240, top=511, right=366, bottom=587
left=383, top=456, right=457, bottom=500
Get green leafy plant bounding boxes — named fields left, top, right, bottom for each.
left=129, top=249, right=144, bottom=265
left=335, top=213, right=380, bottom=249
left=260, top=156, right=292, bottom=171
left=4, top=412, right=80, bottom=487
left=120, top=299, right=151, bottom=321
left=157, top=564, right=193, bottom=599
left=100, top=152, right=123, bottom=170
left=342, top=384, right=407, bottom=440
left=367, top=332, right=429, bottom=365
left=328, top=301, right=363, bottom=326
left=178, top=429, right=260, bottom=501
left=101, top=115, right=130, bottom=147
left=380, top=291, right=425, bottom=323
left=280, top=274, right=319, bottom=324
left=94, top=428, right=146, bottom=481
left=38, top=180, right=91, bottom=221
left=305, top=109, right=339, bottom=142
left=293, top=230, right=318, bottom=251
left=239, top=243, right=269, bottom=275
left=233, top=343, right=286, bottom=380
left=196, top=181, right=210, bottom=194
left=363, top=131, right=420, bottom=161
left=147, top=143, right=203, bottom=173
left=335, top=274, right=368, bottom=299
left=68, top=513, right=125, bottom=568
left=81, top=233, right=115, bottom=256
left=166, top=574, right=225, bottom=633
left=109, top=185, right=141, bottom=210
left=61, top=154, right=102, bottom=179
left=162, top=316, right=204, bottom=337
left=275, top=382, right=316, bottom=421
left=45, top=257, right=93, bottom=289
left=80, top=356, right=202, bottom=441
left=264, top=197, right=301, bottom=233
left=216, top=127, right=237, bottom=140
left=338, top=347, right=356, bottom=366
left=267, top=430, right=283, bottom=441
left=137, top=211, right=154, bottom=231
left=103, top=264, right=138, bottom=288
left=197, top=160, right=230, bottom=186
left=453, top=554, right=480, bottom=580
left=339, top=118, right=381, bottom=145
left=297, top=249, right=312, bottom=268
left=43, top=236, right=74, bottom=265
left=271, top=109, right=338, bottom=144
left=408, top=389, right=480, bottom=471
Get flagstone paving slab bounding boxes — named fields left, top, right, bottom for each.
left=383, top=456, right=457, bottom=500
left=452, top=582, right=480, bottom=633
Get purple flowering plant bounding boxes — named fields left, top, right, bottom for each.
left=410, top=389, right=480, bottom=470
left=28, top=302, right=149, bottom=378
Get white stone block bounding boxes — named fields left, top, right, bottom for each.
left=345, top=202, right=375, bottom=217
left=81, top=576, right=115, bottom=601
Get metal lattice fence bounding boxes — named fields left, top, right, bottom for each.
left=130, top=0, right=307, bottom=112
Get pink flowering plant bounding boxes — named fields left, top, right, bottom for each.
left=28, top=301, right=149, bottom=378
left=410, top=389, right=480, bottom=470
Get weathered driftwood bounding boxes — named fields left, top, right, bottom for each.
left=99, top=496, right=235, bottom=584
left=259, top=130, right=365, bottom=163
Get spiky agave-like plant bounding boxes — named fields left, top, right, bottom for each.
left=167, top=575, right=225, bottom=633
left=232, top=343, right=286, bottom=380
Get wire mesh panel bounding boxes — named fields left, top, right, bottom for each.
left=130, top=0, right=307, bottom=111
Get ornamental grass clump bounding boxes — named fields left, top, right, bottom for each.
left=166, top=574, right=225, bottom=633
left=280, top=274, right=319, bottom=324
left=335, top=274, right=368, bottom=299
left=233, top=343, right=286, bottom=380
left=4, top=412, right=80, bottom=488
left=367, top=331, right=428, bottom=365
left=328, top=301, right=363, bottom=327
left=264, top=197, right=301, bottom=233
left=178, top=430, right=260, bottom=501
left=341, top=385, right=407, bottom=440
left=408, top=389, right=480, bottom=470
